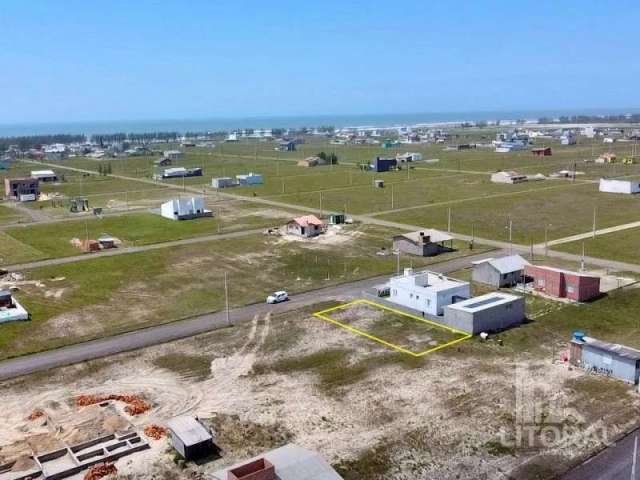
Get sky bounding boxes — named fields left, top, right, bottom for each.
left=0, top=0, right=638, bottom=124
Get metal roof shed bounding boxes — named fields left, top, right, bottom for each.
left=167, top=416, right=216, bottom=461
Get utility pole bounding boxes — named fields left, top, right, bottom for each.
left=396, top=250, right=400, bottom=274
left=391, top=184, right=394, bottom=210
left=544, top=225, right=549, bottom=257
left=447, top=207, right=451, bottom=233
left=581, top=240, right=586, bottom=271
left=592, top=206, right=597, bottom=239
left=281, top=178, right=285, bottom=194
left=224, top=271, right=231, bottom=326
left=508, top=218, right=513, bottom=254
left=631, top=435, right=638, bottom=480
left=319, top=191, right=323, bottom=218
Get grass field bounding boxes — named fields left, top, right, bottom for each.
left=2, top=202, right=294, bottom=262
left=0, top=224, right=493, bottom=359
left=553, top=227, right=640, bottom=265
left=375, top=182, right=640, bottom=244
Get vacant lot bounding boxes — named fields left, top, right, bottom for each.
left=316, top=300, right=468, bottom=355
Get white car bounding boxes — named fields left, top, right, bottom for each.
left=266, top=291, right=289, bottom=304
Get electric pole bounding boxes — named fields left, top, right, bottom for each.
left=224, top=272, right=231, bottom=326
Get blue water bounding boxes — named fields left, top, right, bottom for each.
left=0, top=109, right=637, bottom=137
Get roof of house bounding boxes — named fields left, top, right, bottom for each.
left=209, top=444, right=343, bottom=480
left=166, top=416, right=212, bottom=447
left=289, top=215, right=324, bottom=227
left=575, top=336, right=640, bottom=361
left=446, top=292, right=522, bottom=313
left=493, top=170, right=526, bottom=178
left=472, top=255, right=529, bottom=274
left=30, top=170, right=56, bottom=176
left=394, top=229, right=452, bottom=244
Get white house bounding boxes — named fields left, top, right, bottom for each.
left=388, top=268, right=471, bottom=316
left=396, top=152, right=423, bottom=162
left=160, top=197, right=212, bottom=220
left=0, top=290, right=29, bottom=324
left=286, top=215, right=325, bottom=237
left=163, top=150, right=184, bottom=161
left=491, top=171, right=528, bottom=184
left=599, top=178, right=640, bottom=194
left=560, top=132, right=577, bottom=145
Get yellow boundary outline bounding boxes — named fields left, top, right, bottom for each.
left=313, top=298, right=472, bottom=357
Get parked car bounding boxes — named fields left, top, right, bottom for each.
left=266, top=291, right=289, bottom=304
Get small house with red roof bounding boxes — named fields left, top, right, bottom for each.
left=286, top=215, right=326, bottom=238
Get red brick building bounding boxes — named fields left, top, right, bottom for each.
left=531, top=147, right=552, bottom=156
left=525, top=265, right=600, bottom=302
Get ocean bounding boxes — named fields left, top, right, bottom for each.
left=0, top=109, right=637, bottom=137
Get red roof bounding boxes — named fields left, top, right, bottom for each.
left=290, top=215, right=324, bottom=227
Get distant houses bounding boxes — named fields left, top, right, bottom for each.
left=396, top=152, right=423, bottom=163
left=236, top=173, right=263, bottom=186
left=392, top=230, right=453, bottom=257
left=560, top=132, right=577, bottom=145
left=160, top=197, right=212, bottom=221
left=596, top=152, right=616, bottom=164
left=275, top=140, right=296, bottom=152
left=163, top=150, right=184, bottom=161
left=599, top=178, right=640, bottom=194
left=212, top=177, right=236, bottom=188
left=297, top=156, right=328, bottom=167
left=490, top=171, right=528, bottom=184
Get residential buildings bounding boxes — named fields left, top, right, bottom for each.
left=160, top=197, right=212, bottom=221
left=599, top=178, right=640, bottom=194
left=490, top=171, right=528, bottom=184
left=4, top=178, right=39, bottom=201
left=472, top=255, right=529, bottom=288
left=286, top=215, right=325, bottom=237
left=443, top=292, right=525, bottom=334
left=570, top=332, right=640, bottom=384
left=525, top=265, right=600, bottom=302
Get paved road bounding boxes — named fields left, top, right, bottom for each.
left=4, top=227, right=267, bottom=271
left=561, top=430, right=640, bottom=480
left=0, top=250, right=499, bottom=381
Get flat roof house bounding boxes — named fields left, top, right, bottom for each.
left=599, top=178, right=640, bottom=194
left=156, top=167, right=203, bottom=179
left=286, top=215, right=325, bottom=238
left=443, top=292, right=525, bottom=334
left=392, top=229, right=453, bottom=257
left=30, top=169, right=58, bottom=182
left=472, top=255, right=530, bottom=288
left=161, top=197, right=212, bottom=221
left=569, top=332, right=640, bottom=384
left=388, top=268, right=471, bottom=316
left=210, top=444, right=343, bottom=480
left=490, top=170, right=528, bottom=184
left=396, top=152, right=423, bottom=162
left=297, top=156, right=328, bottom=167
left=167, top=416, right=218, bottom=461
left=525, top=265, right=600, bottom=302
left=0, top=290, right=29, bottom=324
left=4, top=177, right=39, bottom=201
left=276, top=140, right=296, bottom=152
left=163, top=150, right=184, bottom=161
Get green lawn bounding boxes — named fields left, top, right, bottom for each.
left=553, top=227, right=640, bottom=265
left=375, top=182, right=640, bottom=244
left=0, top=224, right=493, bottom=359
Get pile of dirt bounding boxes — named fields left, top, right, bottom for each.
left=143, top=425, right=167, bottom=440
left=205, top=413, right=292, bottom=454
left=84, top=463, right=117, bottom=480
left=27, top=409, right=44, bottom=421
left=75, top=394, right=151, bottom=416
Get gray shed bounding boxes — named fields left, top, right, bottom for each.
left=472, top=255, right=529, bottom=288
left=443, top=292, right=525, bottom=334
left=392, top=230, right=453, bottom=257
left=167, top=416, right=217, bottom=460
left=570, top=333, right=640, bottom=384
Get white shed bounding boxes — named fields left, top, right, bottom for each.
left=160, top=197, right=212, bottom=220
left=599, top=178, right=640, bottom=194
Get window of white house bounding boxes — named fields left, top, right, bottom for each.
left=538, top=279, right=545, bottom=287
